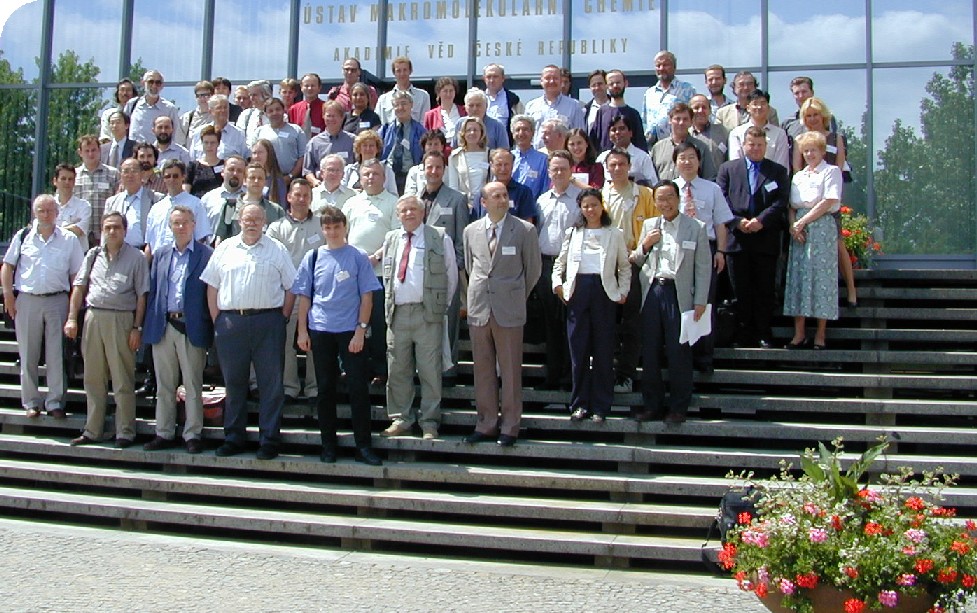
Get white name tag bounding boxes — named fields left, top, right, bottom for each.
left=278, top=130, right=291, bottom=139
left=111, top=272, right=128, bottom=283
left=571, top=252, right=581, bottom=262
left=572, top=172, right=588, bottom=184
left=826, top=144, right=838, bottom=154
left=682, top=240, right=696, bottom=250
left=306, top=234, right=321, bottom=246
left=96, top=182, right=110, bottom=191
left=368, top=212, right=381, bottom=222
left=764, top=181, right=778, bottom=192
left=718, top=143, right=727, bottom=153
left=213, top=165, right=224, bottom=173
left=440, top=206, right=453, bottom=216
left=311, top=126, right=322, bottom=134
left=508, top=199, right=515, bottom=209
left=527, top=169, right=539, bottom=179
left=501, top=245, right=516, bottom=256
left=336, top=270, right=350, bottom=282
left=401, top=139, right=411, bottom=149
left=359, top=121, right=370, bottom=129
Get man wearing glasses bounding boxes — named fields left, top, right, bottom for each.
left=326, top=58, right=378, bottom=112
left=127, top=69, right=181, bottom=145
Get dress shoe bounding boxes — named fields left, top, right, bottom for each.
left=664, top=412, right=687, bottom=424
left=634, top=410, right=662, bottom=422
left=256, top=445, right=279, bottom=460
left=497, top=434, right=517, bottom=447
left=47, top=408, right=67, bottom=419
left=354, top=446, right=383, bottom=466
left=421, top=428, right=438, bottom=440
left=464, top=431, right=494, bottom=444
left=370, top=375, right=388, bottom=387
left=570, top=407, right=590, bottom=421
left=758, top=339, right=775, bottom=349
left=215, top=442, right=245, bottom=457
left=247, top=388, right=260, bottom=401
left=786, top=338, right=811, bottom=350
left=115, top=438, right=135, bottom=449
left=25, top=407, right=41, bottom=418
left=185, top=439, right=204, bottom=454
left=70, top=435, right=96, bottom=446
left=320, top=447, right=337, bottom=463
left=143, top=436, right=177, bottom=451
left=135, top=380, right=156, bottom=398
left=591, top=414, right=607, bottom=423
left=381, top=422, right=412, bottom=437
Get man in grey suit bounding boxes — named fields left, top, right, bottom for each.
left=630, top=180, right=711, bottom=424
left=463, top=182, right=541, bottom=446
left=418, top=151, right=467, bottom=380
left=104, top=157, right=163, bottom=249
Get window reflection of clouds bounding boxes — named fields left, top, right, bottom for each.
left=668, top=0, right=760, bottom=70
left=132, top=0, right=204, bottom=83
left=872, top=1, right=973, bottom=63
left=387, top=9, right=467, bottom=77
left=298, top=1, right=380, bottom=81
left=478, top=11, right=562, bottom=76
left=872, top=67, right=948, bottom=153
left=212, top=0, right=289, bottom=82
left=767, top=70, right=866, bottom=134
left=0, top=0, right=43, bottom=81
left=569, top=0, right=657, bottom=74
left=768, top=0, right=865, bottom=66
left=51, top=0, right=122, bottom=83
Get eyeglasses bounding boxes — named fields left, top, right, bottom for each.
left=162, top=173, right=182, bottom=179
left=195, top=92, right=211, bottom=98
left=146, top=79, right=162, bottom=85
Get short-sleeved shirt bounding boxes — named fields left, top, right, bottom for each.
left=75, top=243, right=150, bottom=311
left=128, top=96, right=181, bottom=144
left=672, top=177, right=735, bottom=241
left=376, top=85, right=432, bottom=125
left=341, top=191, right=401, bottom=274
left=291, top=243, right=381, bottom=333
left=511, top=147, right=549, bottom=201
left=536, top=186, right=582, bottom=256
left=643, top=79, right=697, bottom=142
left=266, top=212, right=323, bottom=268
left=73, top=163, right=120, bottom=238
left=145, top=191, right=212, bottom=254
left=199, top=233, right=297, bottom=310
left=524, top=94, right=585, bottom=149
left=55, top=194, right=92, bottom=251
left=3, top=225, right=84, bottom=294
left=189, top=123, right=250, bottom=160
left=254, top=122, right=308, bottom=174
left=311, top=184, right=356, bottom=211
left=155, top=143, right=192, bottom=168
left=302, top=130, right=356, bottom=177
left=791, top=160, right=842, bottom=213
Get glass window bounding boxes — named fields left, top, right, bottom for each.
left=478, top=1, right=564, bottom=76
left=212, top=0, right=290, bottom=82
left=570, top=0, right=659, bottom=74
left=131, top=0, right=204, bottom=84
left=0, top=1, right=44, bottom=81
left=386, top=5, right=468, bottom=78
left=0, top=88, right=36, bottom=235
left=43, top=86, right=113, bottom=177
left=872, top=66, right=975, bottom=255
left=51, top=1, right=123, bottom=83
left=871, top=0, right=974, bottom=63
left=768, top=0, right=865, bottom=66
left=667, top=0, right=760, bottom=71
left=297, top=1, right=381, bottom=85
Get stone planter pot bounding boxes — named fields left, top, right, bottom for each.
left=759, top=585, right=936, bottom=613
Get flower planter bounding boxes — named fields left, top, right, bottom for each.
left=758, top=585, right=936, bottom=613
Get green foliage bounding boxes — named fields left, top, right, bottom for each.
left=0, top=51, right=35, bottom=234
left=42, top=50, right=103, bottom=181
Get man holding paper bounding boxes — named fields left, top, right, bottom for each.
left=629, top=180, right=711, bottom=424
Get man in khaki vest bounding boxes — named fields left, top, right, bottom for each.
left=379, top=196, right=457, bottom=440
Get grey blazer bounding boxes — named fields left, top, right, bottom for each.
left=630, top=214, right=711, bottom=313
left=426, top=184, right=468, bottom=267
left=463, top=214, right=542, bottom=328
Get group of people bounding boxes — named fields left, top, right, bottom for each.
left=0, top=50, right=853, bottom=461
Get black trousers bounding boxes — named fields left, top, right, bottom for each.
left=727, top=249, right=778, bottom=343
left=310, top=329, right=372, bottom=449
left=640, top=279, right=693, bottom=416
left=537, top=254, right=569, bottom=385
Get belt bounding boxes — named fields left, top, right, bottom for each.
left=221, top=308, right=279, bottom=316
left=653, top=277, right=675, bottom=286
left=24, top=291, right=67, bottom=297
left=167, top=311, right=185, bottom=320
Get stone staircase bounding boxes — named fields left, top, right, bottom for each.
left=0, top=269, right=974, bottom=571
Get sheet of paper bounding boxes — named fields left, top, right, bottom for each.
left=679, top=304, right=712, bottom=346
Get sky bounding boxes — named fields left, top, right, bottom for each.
left=0, top=0, right=973, bottom=146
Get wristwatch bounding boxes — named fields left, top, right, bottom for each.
left=357, top=322, right=369, bottom=330
left=133, top=325, right=143, bottom=331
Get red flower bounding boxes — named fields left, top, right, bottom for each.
left=951, top=540, right=971, bottom=555
left=962, top=575, right=975, bottom=588
left=831, top=515, right=844, bottom=531
left=844, top=566, right=859, bottom=579
left=755, top=582, right=768, bottom=598
left=904, top=497, right=926, bottom=511
left=931, top=507, right=957, bottom=518
left=915, top=559, right=935, bottom=574
left=841, top=228, right=852, bottom=237
left=718, top=543, right=737, bottom=570
left=737, top=511, right=752, bottom=525
left=795, top=572, right=818, bottom=589
left=844, top=598, right=866, bottom=613
left=840, top=206, right=852, bottom=215
left=965, top=520, right=976, bottom=532
left=937, top=568, right=958, bottom=584
left=864, top=522, right=883, bottom=536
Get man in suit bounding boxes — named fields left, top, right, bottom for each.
left=418, top=151, right=467, bottom=379
left=104, top=158, right=163, bottom=249
left=142, top=205, right=214, bottom=454
left=463, top=182, right=541, bottom=446
left=716, top=126, right=789, bottom=348
left=630, top=180, right=711, bottom=424
left=100, top=110, right=134, bottom=168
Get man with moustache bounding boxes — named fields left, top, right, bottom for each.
left=689, top=94, right=730, bottom=171
left=201, top=155, right=247, bottom=239
left=643, top=51, right=697, bottom=145
left=253, top=97, right=307, bottom=181
left=326, top=58, right=379, bottom=112
left=302, top=101, right=356, bottom=185
left=189, top=94, right=249, bottom=161
left=104, top=157, right=163, bottom=249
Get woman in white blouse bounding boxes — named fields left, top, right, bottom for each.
left=446, top=117, right=489, bottom=207
left=423, top=77, right=466, bottom=144
left=783, top=131, right=842, bottom=350
left=552, top=189, right=631, bottom=422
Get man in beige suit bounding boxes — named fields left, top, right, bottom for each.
left=463, top=182, right=541, bottom=446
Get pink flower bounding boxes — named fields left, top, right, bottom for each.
left=809, top=528, right=828, bottom=543
left=902, top=546, right=917, bottom=556
left=897, top=573, right=917, bottom=587
left=779, top=579, right=796, bottom=595
left=802, top=502, right=820, bottom=516
left=905, top=529, right=926, bottom=544
left=742, top=530, right=769, bottom=548
left=878, top=591, right=898, bottom=607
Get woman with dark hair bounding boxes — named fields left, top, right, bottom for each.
left=423, top=76, right=466, bottom=144
left=404, top=129, right=447, bottom=196
left=552, top=188, right=630, bottom=422
left=184, top=125, right=224, bottom=197
left=251, top=138, right=288, bottom=206
left=99, top=78, right=137, bottom=141
left=566, top=128, right=604, bottom=189
left=342, top=82, right=382, bottom=135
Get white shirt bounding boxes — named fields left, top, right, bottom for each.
left=199, top=233, right=296, bottom=310
left=342, top=191, right=401, bottom=274
left=596, top=144, right=659, bottom=185
left=201, top=186, right=246, bottom=235
left=390, top=227, right=458, bottom=305
left=791, top=160, right=842, bottom=213
left=145, top=191, right=212, bottom=254
left=728, top=122, right=790, bottom=170
left=54, top=194, right=91, bottom=251
left=2, top=225, right=84, bottom=294
left=578, top=228, right=605, bottom=274
left=656, top=217, right=681, bottom=279
left=189, top=123, right=250, bottom=160
left=672, top=177, right=734, bottom=241
left=376, top=85, right=432, bottom=125
left=536, top=186, right=582, bottom=256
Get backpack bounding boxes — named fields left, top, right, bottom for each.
left=701, top=486, right=759, bottom=573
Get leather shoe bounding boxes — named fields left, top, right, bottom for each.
left=284, top=394, right=299, bottom=404
left=464, top=431, right=494, bottom=444
left=143, top=436, right=177, bottom=451
left=370, top=375, right=388, bottom=387
left=633, top=410, right=662, bottom=422
left=758, top=339, right=774, bottom=349
left=186, top=439, right=203, bottom=454
left=497, top=434, right=517, bottom=447
left=256, top=445, right=279, bottom=460
left=70, top=435, right=95, bottom=446
left=421, top=428, right=438, bottom=440
left=664, top=412, right=687, bottom=424
left=135, top=380, right=156, bottom=397
left=354, top=446, right=383, bottom=466
left=25, top=407, right=41, bottom=418
left=570, top=408, right=590, bottom=421
left=215, top=442, right=245, bottom=457
left=115, top=438, right=135, bottom=448
left=320, top=447, right=337, bottom=463
left=381, top=422, right=412, bottom=437
left=694, top=363, right=715, bottom=375
left=47, top=408, right=67, bottom=419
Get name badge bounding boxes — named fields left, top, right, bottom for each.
left=359, top=121, right=370, bottom=129
left=111, top=272, right=128, bottom=283
left=508, top=199, right=515, bottom=209
left=440, top=206, right=453, bottom=216
left=214, top=165, right=224, bottom=173
left=571, top=252, right=581, bottom=262
left=336, top=270, right=350, bottom=282
left=501, top=246, right=516, bottom=256
left=368, top=211, right=381, bottom=222
left=336, top=151, right=348, bottom=160
left=681, top=240, right=696, bottom=250
left=306, top=234, right=321, bottom=246
left=96, top=182, right=110, bottom=191
left=718, top=143, right=728, bottom=153
left=311, top=126, right=322, bottom=134
left=527, top=170, right=539, bottom=179
left=278, top=130, right=291, bottom=139
left=826, top=144, right=838, bottom=154
left=383, top=256, right=393, bottom=266
left=572, top=172, right=588, bottom=184
left=401, top=139, right=411, bottom=149
left=764, top=181, right=778, bottom=192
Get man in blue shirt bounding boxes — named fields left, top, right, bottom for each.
left=510, top=115, right=549, bottom=200
left=294, top=205, right=383, bottom=466
left=524, top=65, right=585, bottom=149
left=469, top=149, right=537, bottom=223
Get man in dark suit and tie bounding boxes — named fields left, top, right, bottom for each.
left=463, top=181, right=542, bottom=446
left=716, top=126, right=789, bottom=348
left=141, top=205, right=214, bottom=454
left=100, top=110, right=134, bottom=168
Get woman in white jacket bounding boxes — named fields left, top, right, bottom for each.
left=552, top=189, right=631, bottom=422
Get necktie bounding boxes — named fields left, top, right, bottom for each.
left=683, top=181, right=696, bottom=218
left=393, top=124, right=405, bottom=172
left=748, top=161, right=759, bottom=194
left=397, top=231, right=413, bottom=283
left=488, top=223, right=497, bottom=257
left=302, top=105, right=312, bottom=138
left=109, top=141, right=119, bottom=168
